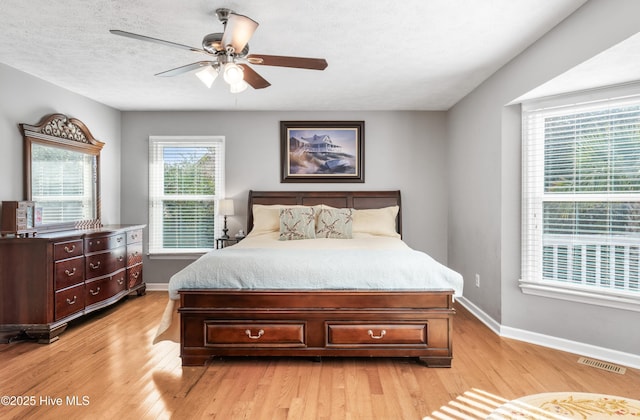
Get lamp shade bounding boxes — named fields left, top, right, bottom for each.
left=223, top=62, right=244, bottom=85
left=195, top=65, right=218, bottom=88
left=217, top=199, right=234, bottom=216
left=229, top=80, right=248, bottom=93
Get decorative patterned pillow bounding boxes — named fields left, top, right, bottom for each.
left=278, top=207, right=316, bottom=240
left=316, top=207, right=353, bottom=239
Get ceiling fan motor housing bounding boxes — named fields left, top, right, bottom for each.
left=202, top=33, right=223, bottom=54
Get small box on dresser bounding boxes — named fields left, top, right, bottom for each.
left=0, top=224, right=145, bottom=343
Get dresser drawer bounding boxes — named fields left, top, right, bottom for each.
left=112, top=269, right=127, bottom=291
left=127, top=242, right=143, bottom=266
left=85, top=270, right=126, bottom=306
left=85, top=247, right=126, bottom=280
left=127, top=264, right=143, bottom=289
left=204, top=321, right=306, bottom=347
left=53, top=239, right=84, bottom=260
left=85, top=233, right=126, bottom=253
left=327, top=323, right=427, bottom=346
left=54, top=256, right=85, bottom=290
left=55, top=284, right=85, bottom=321
left=127, top=229, right=143, bottom=244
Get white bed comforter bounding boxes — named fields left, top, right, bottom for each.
left=167, top=232, right=463, bottom=300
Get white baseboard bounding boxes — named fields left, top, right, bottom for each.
left=456, top=296, right=640, bottom=370
left=145, top=282, right=169, bottom=292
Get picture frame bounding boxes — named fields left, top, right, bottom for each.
left=280, top=121, right=365, bottom=183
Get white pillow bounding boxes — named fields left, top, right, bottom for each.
left=352, top=206, right=400, bottom=238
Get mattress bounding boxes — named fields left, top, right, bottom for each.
left=167, top=232, right=463, bottom=299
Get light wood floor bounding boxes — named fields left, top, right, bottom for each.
left=1, top=291, right=638, bottom=420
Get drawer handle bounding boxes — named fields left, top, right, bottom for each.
left=367, top=329, right=386, bottom=340
left=66, top=296, right=77, bottom=305
left=116, top=277, right=124, bottom=285
left=118, top=256, right=124, bottom=262
left=89, top=261, right=101, bottom=270
left=132, top=271, right=140, bottom=279
left=245, top=329, right=264, bottom=340
left=117, top=236, right=123, bottom=243
left=64, top=268, right=77, bottom=277
left=64, top=244, right=76, bottom=253
left=89, top=287, right=101, bottom=296
left=131, top=233, right=138, bottom=240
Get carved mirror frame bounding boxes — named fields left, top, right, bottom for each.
left=20, top=114, right=104, bottom=232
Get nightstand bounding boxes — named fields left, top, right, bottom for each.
left=215, top=237, right=244, bottom=249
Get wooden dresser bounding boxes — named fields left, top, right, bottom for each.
left=0, top=224, right=145, bottom=343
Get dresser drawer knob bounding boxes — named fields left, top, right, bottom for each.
left=116, top=277, right=124, bottom=285
left=89, top=261, right=101, bottom=270
left=118, top=256, right=124, bottom=262
left=132, top=271, right=140, bottom=279
left=89, top=287, right=101, bottom=296
left=66, top=296, right=77, bottom=305
left=131, top=233, right=138, bottom=240
left=245, top=329, right=264, bottom=340
left=64, top=268, right=77, bottom=277
left=64, top=244, right=76, bottom=253
left=367, top=329, right=386, bottom=340
left=117, top=236, right=123, bottom=243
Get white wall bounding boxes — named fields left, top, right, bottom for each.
left=0, top=63, right=122, bottom=223
left=121, top=111, right=449, bottom=285
left=447, top=0, right=640, bottom=356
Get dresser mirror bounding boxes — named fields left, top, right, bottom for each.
left=21, top=114, right=104, bottom=232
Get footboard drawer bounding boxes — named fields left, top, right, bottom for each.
left=204, top=321, right=306, bottom=348
left=327, top=323, right=428, bottom=346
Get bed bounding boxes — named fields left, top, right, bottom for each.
left=154, top=190, right=463, bottom=367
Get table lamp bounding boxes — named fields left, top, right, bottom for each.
left=217, top=199, right=234, bottom=239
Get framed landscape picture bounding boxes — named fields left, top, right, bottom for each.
left=280, top=121, right=364, bottom=183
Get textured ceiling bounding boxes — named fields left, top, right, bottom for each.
left=0, top=0, right=589, bottom=111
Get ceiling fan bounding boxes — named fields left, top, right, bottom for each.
left=110, top=8, right=328, bottom=92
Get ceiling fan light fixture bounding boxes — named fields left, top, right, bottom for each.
left=221, top=12, right=259, bottom=53
left=223, top=62, right=244, bottom=85
left=195, top=65, right=219, bottom=88
left=229, top=80, right=249, bottom=93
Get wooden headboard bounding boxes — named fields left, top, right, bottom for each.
left=247, top=190, right=402, bottom=235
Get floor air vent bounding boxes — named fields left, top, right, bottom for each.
left=578, top=357, right=626, bottom=374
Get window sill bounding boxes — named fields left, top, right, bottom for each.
left=148, top=251, right=209, bottom=260
left=519, top=279, right=640, bottom=313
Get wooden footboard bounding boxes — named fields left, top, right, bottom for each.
left=179, top=289, right=455, bottom=367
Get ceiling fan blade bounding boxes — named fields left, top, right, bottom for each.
left=247, top=54, right=327, bottom=70
left=110, top=29, right=210, bottom=55
left=239, top=64, right=271, bottom=89
left=221, top=13, right=258, bottom=53
left=155, top=61, right=216, bottom=77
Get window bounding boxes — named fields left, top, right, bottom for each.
left=521, top=89, right=640, bottom=311
left=149, top=136, right=225, bottom=255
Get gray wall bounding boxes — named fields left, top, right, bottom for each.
left=121, top=111, right=449, bottom=284
left=447, top=0, right=640, bottom=355
left=0, top=63, right=122, bottom=223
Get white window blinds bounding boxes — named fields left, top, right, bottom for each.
left=148, top=136, right=225, bottom=255
left=522, top=94, right=640, bottom=303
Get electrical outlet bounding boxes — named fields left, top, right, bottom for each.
left=475, top=273, right=480, bottom=287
